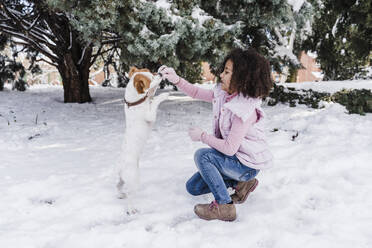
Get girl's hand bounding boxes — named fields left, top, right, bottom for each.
left=188, top=127, right=205, bottom=142
left=158, top=66, right=180, bottom=85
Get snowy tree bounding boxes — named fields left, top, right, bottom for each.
left=0, top=33, right=33, bottom=91
left=303, top=0, right=372, bottom=80
left=0, top=0, right=119, bottom=102
left=0, top=34, right=13, bottom=91
left=48, top=0, right=240, bottom=85
left=67, top=0, right=314, bottom=84
left=20, top=0, right=315, bottom=89
left=199, top=0, right=314, bottom=80
left=1, top=0, right=317, bottom=97
left=125, top=0, right=314, bottom=82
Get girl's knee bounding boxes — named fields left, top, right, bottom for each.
left=194, top=148, right=215, bottom=165
left=194, top=148, right=209, bottom=160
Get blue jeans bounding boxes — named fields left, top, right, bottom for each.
left=186, top=148, right=259, bottom=204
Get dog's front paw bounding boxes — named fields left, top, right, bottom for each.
left=147, top=86, right=158, bottom=97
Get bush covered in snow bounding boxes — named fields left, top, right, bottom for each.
left=267, top=84, right=332, bottom=109
left=333, top=89, right=372, bottom=115
left=267, top=83, right=372, bottom=115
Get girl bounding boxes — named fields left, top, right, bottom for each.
left=158, top=48, right=273, bottom=221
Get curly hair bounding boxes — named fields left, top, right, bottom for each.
left=220, top=48, right=273, bottom=98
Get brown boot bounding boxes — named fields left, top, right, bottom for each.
left=231, top=178, right=259, bottom=204
left=194, top=201, right=236, bottom=221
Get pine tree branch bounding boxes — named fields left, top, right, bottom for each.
left=26, top=14, right=40, bottom=31
left=90, top=44, right=104, bottom=67
left=274, top=27, right=287, bottom=46
left=35, top=58, right=58, bottom=67
left=38, top=13, right=69, bottom=51
left=0, top=14, right=58, bottom=45
left=4, top=29, right=60, bottom=62
left=91, top=46, right=117, bottom=62
left=2, top=5, right=29, bottom=33
left=101, top=37, right=123, bottom=45
left=0, top=5, right=59, bottom=57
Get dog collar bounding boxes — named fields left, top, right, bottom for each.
left=124, top=84, right=159, bottom=108
left=124, top=95, right=148, bottom=108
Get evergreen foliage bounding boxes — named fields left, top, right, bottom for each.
left=48, top=0, right=313, bottom=84
left=47, top=0, right=240, bottom=83
left=267, top=84, right=372, bottom=115
left=333, top=89, right=372, bottom=115
left=267, top=84, right=331, bottom=109
left=200, top=0, right=313, bottom=72
left=303, top=0, right=372, bottom=80
left=0, top=0, right=122, bottom=102
left=0, top=33, right=30, bottom=91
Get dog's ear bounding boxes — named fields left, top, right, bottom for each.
left=133, top=74, right=151, bottom=94
left=129, top=67, right=138, bottom=78
left=135, top=80, right=145, bottom=94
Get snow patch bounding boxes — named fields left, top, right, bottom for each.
left=0, top=80, right=372, bottom=247
left=287, top=0, right=305, bottom=12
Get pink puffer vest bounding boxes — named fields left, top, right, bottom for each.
left=212, top=85, right=273, bottom=169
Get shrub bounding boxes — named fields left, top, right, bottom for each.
left=266, top=84, right=372, bottom=115
left=332, top=89, right=372, bottom=115
left=267, top=84, right=332, bottom=109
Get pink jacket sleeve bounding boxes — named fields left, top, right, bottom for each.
left=201, top=113, right=257, bottom=156
left=175, top=78, right=214, bottom=102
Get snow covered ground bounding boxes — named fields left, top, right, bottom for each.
left=280, top=80, right=372, bottom=94
left=0, top=81, right=371, bottom=248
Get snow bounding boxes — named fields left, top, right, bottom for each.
left=287, top=0, right=305, bottom=12
left=1, top=81, right=372, bottom=248
left=191, top=7, right=212, bottom=24
left=154, top=0, right=171, bottom=10
left=311, top=71, right=324, bottom=79
left=273, top=45, right=300, bottom=65
left=155, top=0, right=181, bottom=24
left=279, top=80, right=372, bottom=94
left=332, top=17, right=340, bottom=37
left=307, top=51, right=317, bottom=59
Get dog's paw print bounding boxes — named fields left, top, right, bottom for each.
left=117, top=192, right=127, bottom=199
left=126, top=207, right=139, bottom=216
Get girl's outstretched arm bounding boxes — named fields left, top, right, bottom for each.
left=158, top=66, right=214, bottom=102
left=175, top=78, right=214, bottom=103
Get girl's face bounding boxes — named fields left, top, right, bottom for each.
left=220, top=59, right=234, bottom=94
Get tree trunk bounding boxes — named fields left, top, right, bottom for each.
left=58, top=53, right=92, bottom=103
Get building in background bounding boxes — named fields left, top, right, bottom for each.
left=296, top=51, right=323, bottom=82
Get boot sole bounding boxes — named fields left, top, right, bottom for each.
left=234, top=178, right=259, bottom=204
left=194, top=206, right=237, bottom=221
left=195, top=213, right=237, bottom=222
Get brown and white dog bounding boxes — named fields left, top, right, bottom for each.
left=117, top=67, right=169, bottom=214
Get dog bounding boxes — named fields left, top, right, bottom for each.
left=117, top=66, right=169, bottom=214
